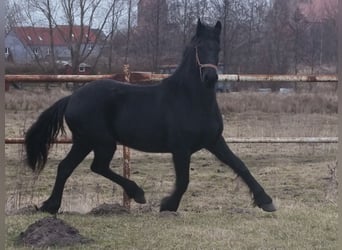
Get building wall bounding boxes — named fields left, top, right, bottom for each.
left=5, top=31, right=32, bottom=64
left=5, top=31, right=100, bottom=64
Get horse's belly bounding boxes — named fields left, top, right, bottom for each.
left=117, top=135, right=170, bottom=153
left=113, top=121, right=169, bottom=153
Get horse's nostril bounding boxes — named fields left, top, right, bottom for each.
left=204, top=74, right=209, bottom=83
left=203, top=73, right=218, bottom=84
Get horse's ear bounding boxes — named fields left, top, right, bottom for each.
left=215, top=21, right=222, bottom=34
left=197, top=18, right=202, bottom=26
left=196, top=18, right=203, bottom=36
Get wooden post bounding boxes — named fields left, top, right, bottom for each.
left=122, top=64, right=131, bottom=210
left=5, top=82, right=9, bottom=91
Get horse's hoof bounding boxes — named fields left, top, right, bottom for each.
left=134, top=195, right=146, bottom=204
left=39, top=207, right=58, bottom=214
left=39, top=202, right=59, bottom=214
left=260, top=202, right=276, bottom=212
left=133, top=189, right=146, bottom=204
left=159, top=196, right=179, bottom=212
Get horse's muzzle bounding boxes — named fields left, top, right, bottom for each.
left=201, top=67, right=218, bottom=87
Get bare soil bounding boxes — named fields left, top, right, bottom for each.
left=16, top=216, right=93, bottom=248
left=88, top=203, right=130, bottom=216
left=15, top=203, right=132, bottom=248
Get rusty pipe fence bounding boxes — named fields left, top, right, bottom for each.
left=5, top=72, right=338, bottom=208
left=4, top=137, right=338, bottom=144
left=5, top=72, right=338, bottom=145
left=5, top=73, right=338, bottom=83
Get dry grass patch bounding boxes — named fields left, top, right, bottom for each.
left=217, top=92, right=337, bottom=114
left=5, top=88, right=338, bottom=249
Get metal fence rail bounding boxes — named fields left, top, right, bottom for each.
left=5, top=137, right=338, bottom=144
left=218, top=74, right=337, bottom=82
left=5, top=73, right=338, bottom=84
left=5, top=72, right=337, bottom=210
left=5, top=72, right=338, bottom=145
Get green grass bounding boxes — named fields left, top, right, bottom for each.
left=5, top=90, right=338, bottom=249
left=5, top=204, right=337, bottom=249
left=5, top=144, right=338, bottom=249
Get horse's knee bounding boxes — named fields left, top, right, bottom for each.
left=90, top=160, right=110, bottom=175
left=90, top=164, right=105, bottom=175
left=90, top=163, right=97, bottom=173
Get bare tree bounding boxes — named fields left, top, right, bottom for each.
left=13, top=1, right=49, bottom=70
left=168, top=0, right=191, bottom=48
left=107, top=0, right=124, bottom=72
left=169, top=0, right=210, bottom=49
left=210, top=0, right=267, bottom=73
left=288, top=7, right=310, bottom=74
left=263, top=0, right=292, bottom=74
left=134, top=0, right=169, bottom=71
left=5, top=1, right=25, bottom=35
left=58, top=0, right=116, bottom=73
left=320, top=0, right=338, bottom=67
left=124, top=0, right=133, bottom=65
left=28, top=0, right=59, bottom=73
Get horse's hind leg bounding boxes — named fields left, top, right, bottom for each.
left=40, top=142, right=91, bottom=214
left=206, top=136, right=276, bottom=212
left=90, top=145, right=146, bottom=204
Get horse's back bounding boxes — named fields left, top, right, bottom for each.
left=64, top=80, right=126, bottom=144
left=64, top=79, right=167, bottom=148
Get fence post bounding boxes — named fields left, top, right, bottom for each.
left=122, top=64, right=131, bottom=210
left=5, top=82, right=9, bottom=91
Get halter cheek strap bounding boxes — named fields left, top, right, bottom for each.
left=195, top=46, right=218, bottom=82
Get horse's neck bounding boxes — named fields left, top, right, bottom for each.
left=165, top=63, right=217, bottom=109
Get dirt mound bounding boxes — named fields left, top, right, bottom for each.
left=88, top=203, right=130, bottom=216
left=16, top=216, right=93, bottom=248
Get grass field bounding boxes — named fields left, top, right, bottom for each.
left=5, top=88, right=338, bottom=249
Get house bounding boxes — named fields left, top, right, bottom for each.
left=5, top=25, right=101, bottom=65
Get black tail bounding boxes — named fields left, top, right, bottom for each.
left=25, top=96, right=71, bottom=173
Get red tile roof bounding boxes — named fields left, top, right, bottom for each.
left=14, top=25, right=97, bottom=46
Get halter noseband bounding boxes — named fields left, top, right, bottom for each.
left=195, top=46, right=218, bottom=82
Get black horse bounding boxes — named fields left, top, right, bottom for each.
left=25, top=19, right=275, bottom=214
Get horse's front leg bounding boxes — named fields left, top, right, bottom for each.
left=206, top=136, right=276, bottom=212
left=160, top=151, right=191, bottom=212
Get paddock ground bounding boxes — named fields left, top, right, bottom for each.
left=5, top=90, right=338, bottom=249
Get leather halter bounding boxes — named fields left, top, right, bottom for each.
left=195, top=46, right=218, bottom=82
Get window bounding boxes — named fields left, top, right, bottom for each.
left=27, top=35, right=32, bottom=40
left=5, top=47, right=9, bottom=55
left=38, top=36, right=43, bottom=41
left=79, top=66, right=86, bottom=73
left=33, top=48, right=39, bottom=55
left=47, top=48, right=51, bottom=55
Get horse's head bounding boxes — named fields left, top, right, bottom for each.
left=194, top=19, right=221, bottom=88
